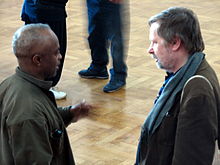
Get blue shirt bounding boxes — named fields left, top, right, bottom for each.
left=154, top=72, right=174, bottom=104
left=21, top=0, right=68, bottom=22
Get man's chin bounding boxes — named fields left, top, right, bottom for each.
left=47, top=71, right=57, bottom=79
left=53, top=71, right=58, bottom=77
left=156, top=62, right=164, bottom=70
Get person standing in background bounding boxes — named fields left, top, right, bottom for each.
left=78, top=0, right=129, bottom=93
left=21, top=0, right=68, bottom=99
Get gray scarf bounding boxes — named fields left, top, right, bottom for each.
left=143, top=52, right=204, bottom=139
left=135, top=52, right=205, bottom=165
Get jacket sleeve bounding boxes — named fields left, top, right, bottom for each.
left=7, top=118, right=53, bottom=165
left=57, top=106, right=73, bottom=126
left=172, top=76, right=218, bottom=165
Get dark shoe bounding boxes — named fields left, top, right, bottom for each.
left=78, top=68, right=109, bottom=79
left=103, top=80, right=126, bottom=93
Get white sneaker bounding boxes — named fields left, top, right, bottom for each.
left=50, top=88, right=67, bottom=100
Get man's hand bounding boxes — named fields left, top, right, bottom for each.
left=109, top=0, right=123, bottom=4
left=70, top=100, right=92, bottom=122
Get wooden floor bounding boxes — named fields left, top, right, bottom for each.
left=1, top=0, right=220, bottom=164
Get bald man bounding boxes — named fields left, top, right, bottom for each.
left=0, top=24, right=92, bottom=164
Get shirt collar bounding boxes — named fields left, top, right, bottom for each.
left=15, top=67, right=53, bottom=90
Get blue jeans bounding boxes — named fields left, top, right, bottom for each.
left=86, top=0, right=127, bottom=82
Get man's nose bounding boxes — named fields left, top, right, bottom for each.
left=58, top=53, right=62, bottom=60
left=148, top=46, right=154, bottom=54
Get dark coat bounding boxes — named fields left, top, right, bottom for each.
left=136, top=59, right=220, bottom=165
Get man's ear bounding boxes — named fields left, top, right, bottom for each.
left=171, top=37, right=181, bottom=51
left=32, top=54, right=42, bottom=66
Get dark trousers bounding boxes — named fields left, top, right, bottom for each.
left=86, top=0, right=128, bottom=81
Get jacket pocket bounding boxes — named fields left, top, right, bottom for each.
left=158, top=110, right=178, bottom=146
left=49, top=128, right=64, bottom=155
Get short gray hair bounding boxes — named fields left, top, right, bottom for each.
left=148, top=7, right=204, bottom=54
left=12, top=23, right=51, bottom=57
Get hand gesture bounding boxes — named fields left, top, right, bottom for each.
left=70, top=100, right=92, bottom=122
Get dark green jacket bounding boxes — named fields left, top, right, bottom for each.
left=0, top=67, right=75, bottom=165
